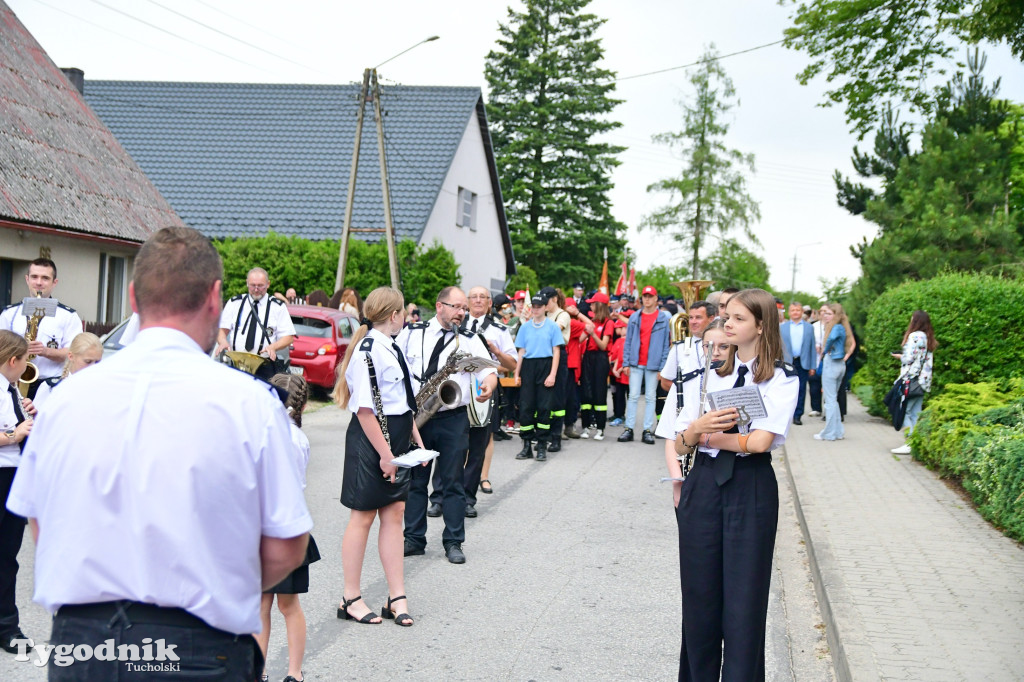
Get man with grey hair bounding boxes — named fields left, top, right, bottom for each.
left=216, top=267, right=296, bottom=373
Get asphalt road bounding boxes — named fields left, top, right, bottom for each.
left=1, top=400, right=833, bottom=681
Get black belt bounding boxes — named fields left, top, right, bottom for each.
left=57, top=601, right=224, bottom=633
left=434, top=405, right=467, bottom=419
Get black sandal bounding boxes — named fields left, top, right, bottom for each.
left=480, top=479, right=493, bottom=494
left=381, top=594, right=413, bottom=627
left=337, top=595, right=381, bottom=624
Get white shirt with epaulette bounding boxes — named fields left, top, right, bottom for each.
left=0, top=300, right=84, bottom=378
left=462, top=314, right=516, bottom=360
left=219, top=294, right=296, bottom=353
left=345, top=329, right=414, bottom=417
left=395, top=318, right=497, bottom=411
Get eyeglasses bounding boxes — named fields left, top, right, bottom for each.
left=410, top=309, right=419, bottom=316
left=468, top=294, right=490, bottom=301
left=439, top=301, right=469, bottom=313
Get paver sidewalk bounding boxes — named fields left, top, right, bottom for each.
left=784, top=398, right=1024, bottom=681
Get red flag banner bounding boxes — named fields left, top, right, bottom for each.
left=599, top=259, right=609, bottom=294
left=614, top=261, right=627, bottom=295
left=627, top=268, right=636, bottom=296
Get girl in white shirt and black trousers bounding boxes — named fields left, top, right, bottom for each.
left=673, top=289, right=798, bottom=682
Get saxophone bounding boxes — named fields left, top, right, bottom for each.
left=413, top=323, right=498, bottom=428
left=17, top=292, right=43, bottom=395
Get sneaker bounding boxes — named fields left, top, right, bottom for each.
left=506, top=424, right=520, bottom=434
left=593, top=430, right=604, bottom=441
left=891, top=444, right=912, bottom=455
left=579, top=427, right=591, bottom=439
left=609, top=417, right=624, bottom=427
left=807, top=410, right=821, bottom=417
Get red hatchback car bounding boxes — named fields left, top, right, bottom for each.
left=287, top=305, right=358, bottom=391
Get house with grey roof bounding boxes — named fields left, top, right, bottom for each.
left=0, top=1, right=183, bottom=324
left=82, top=77, right=515, bottom=293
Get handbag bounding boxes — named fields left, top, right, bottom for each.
left=906, top=378, right=925, bottom=398
left=365, top=355, right=411, bottom=486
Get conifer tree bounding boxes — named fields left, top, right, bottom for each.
left=485, top=0, right=626, bottom=285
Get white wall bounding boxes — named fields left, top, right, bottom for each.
left=0, top=227, right=136, bottom=324
left=419, top=111, right=508, bottom=293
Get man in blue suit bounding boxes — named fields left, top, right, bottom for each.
left=781, top=301, right=817, bottom=425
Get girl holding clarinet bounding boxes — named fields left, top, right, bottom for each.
left=673, top=289, right=798, bottom=682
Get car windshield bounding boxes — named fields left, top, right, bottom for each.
left=292, top=317, right=333, bottom=338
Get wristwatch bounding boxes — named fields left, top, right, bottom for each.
left=3, top=429, right=15, bottom=443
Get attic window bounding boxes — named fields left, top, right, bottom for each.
left=457, top=187, right=476, bottom=231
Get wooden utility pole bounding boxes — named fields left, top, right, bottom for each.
left=335, top=68, right=400, bottom=292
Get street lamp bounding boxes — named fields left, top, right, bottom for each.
left=375, top=35, right=440, bottom=69
left=790, top=242, right=821, bottom=298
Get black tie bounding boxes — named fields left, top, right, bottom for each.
left=713, top=365, right=748, bottom=486
left=423, top=332, right=449, bottom=380
left=393, top=342, right=418, bottom=413
left=470, top=319, right=478, bottom=333
left=244, top=301, right=259, bottom=352
left=8, top=385, right=26, bottom=453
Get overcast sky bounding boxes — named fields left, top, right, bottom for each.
left=9, top=0, right=1023, bottom=296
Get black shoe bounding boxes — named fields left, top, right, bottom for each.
left=535, top=442, right=548, bottom=461
left=793, top=417, right=803, bottom=426
left=617, top=428, right=634, bottom=442
left=426, top=503, right=442, bottom=518
left=641, top=430, right=655, bottom=444
left=515, top=441, right=533, bottom=459
left=403, top=540, right=425, bottom=557
left=0, top=629, right=32, bottom=654
left=465, top=504, right=478, bottom=518
left=494, top=430, right=512, bottom=441
left=547, top=438, right=561, bottom=452
left=445, top=544, right=466, bottom=564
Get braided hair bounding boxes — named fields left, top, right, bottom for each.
left=270, top=373, right=309, bottom=428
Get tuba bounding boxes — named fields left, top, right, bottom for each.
left=17, top=292, right=43, bottom=395
left=668, top=279, right=715, bottom=342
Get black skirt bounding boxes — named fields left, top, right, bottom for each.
left=341, top=412, right=412, bottom=510
left=265, top=535, right=320, bottom=595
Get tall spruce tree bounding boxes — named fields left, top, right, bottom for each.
left=485, top=0, right=626, bottom=286
left=641, top=46, right=760, bottom=279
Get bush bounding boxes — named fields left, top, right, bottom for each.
left=962, top=400, right=1024, bottom=542
left=909, top=379, right=1024, bottom=474
left=859, top=272, right=1024, bottom=415
left=213, top=233, right=459, bottom=310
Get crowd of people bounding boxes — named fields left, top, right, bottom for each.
left=0, top=236, right=938, bottom=680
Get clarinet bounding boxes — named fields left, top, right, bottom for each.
left=680, top=341, right=715, bottom=478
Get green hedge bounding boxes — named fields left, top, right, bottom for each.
left=909, top=389, right=1024, bottom=542
left=213, top=233, right=460, bottom=310
left=859, top=272, right=1024, bottom=415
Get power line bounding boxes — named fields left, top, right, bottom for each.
left=187, top=0, right=313, bottom=53
left=22, top=0, right=181, bottom=60
left=83, top=0, right=271, bottom=72
left=141, top=0, right=328, bottom=75
left=613, top=38, right=787, bottom=83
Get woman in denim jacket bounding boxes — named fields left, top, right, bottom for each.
left=890, top=311, right=937, bottom=455
left=815, top=303, right=852, bottom=441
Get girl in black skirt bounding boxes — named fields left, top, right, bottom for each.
left=258, top=373, right=319, bottom=682
left=333, top=287, right=424, bottom=626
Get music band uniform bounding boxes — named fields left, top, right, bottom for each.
left=6, top=327, right=312, bottom=678
left=672, top=359, right=798, bottom=682
left=341, top=329, right=414, bottom=511
left=0, top=381, right=28, bottom=643
left=654, top=338, right=701, bottom=441
left=396, top=319, right=496, bottom=555
left=220, top=293, right=296, bottom=354
left=0, top=300, right=83, bottom=396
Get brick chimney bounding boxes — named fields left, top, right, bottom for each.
left=61, top=67, right=84, bottom=94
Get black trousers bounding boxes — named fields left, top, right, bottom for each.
left=518, top=357, right=555, bottom=444
left=548, top=351, right=569, bottom=437
left=676, top=452, right=778, bottom=682
left=48, top=602, right=257, bottom=681
left=792, top=358, right=810, bottom=420
left=462, top=426, right=492, bottom=506
left=808, top=369, right=822, bottom=413
left=579, top=351, right=610, bottom=429
left=0, top=467, right=26, bottom=635
left=405, top=408, right=469, bottom=551
left=611, top=382, right=628, bottom=419
left=565, top=373, right=580, bottom=428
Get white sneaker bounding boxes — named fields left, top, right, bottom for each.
left=808, top=410, right=821, bottom=417
left=891, top=444, right=912, bottom=455
left=593, top=430, right=604, bottom=441
left=580, top=428, right=590, bottom=439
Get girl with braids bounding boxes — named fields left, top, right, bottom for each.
left=333, top=287, right=424, bottom=627
left=257, top=372, right=317, bottom=682
left=31, top=332, right=102, bottom=410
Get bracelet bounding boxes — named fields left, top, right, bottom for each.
left=737, top=433, right=750, bottom=453
left=702, top=433, right=711, bottom=448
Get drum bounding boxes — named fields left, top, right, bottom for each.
left=468, top=374, right=493, bottom=428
